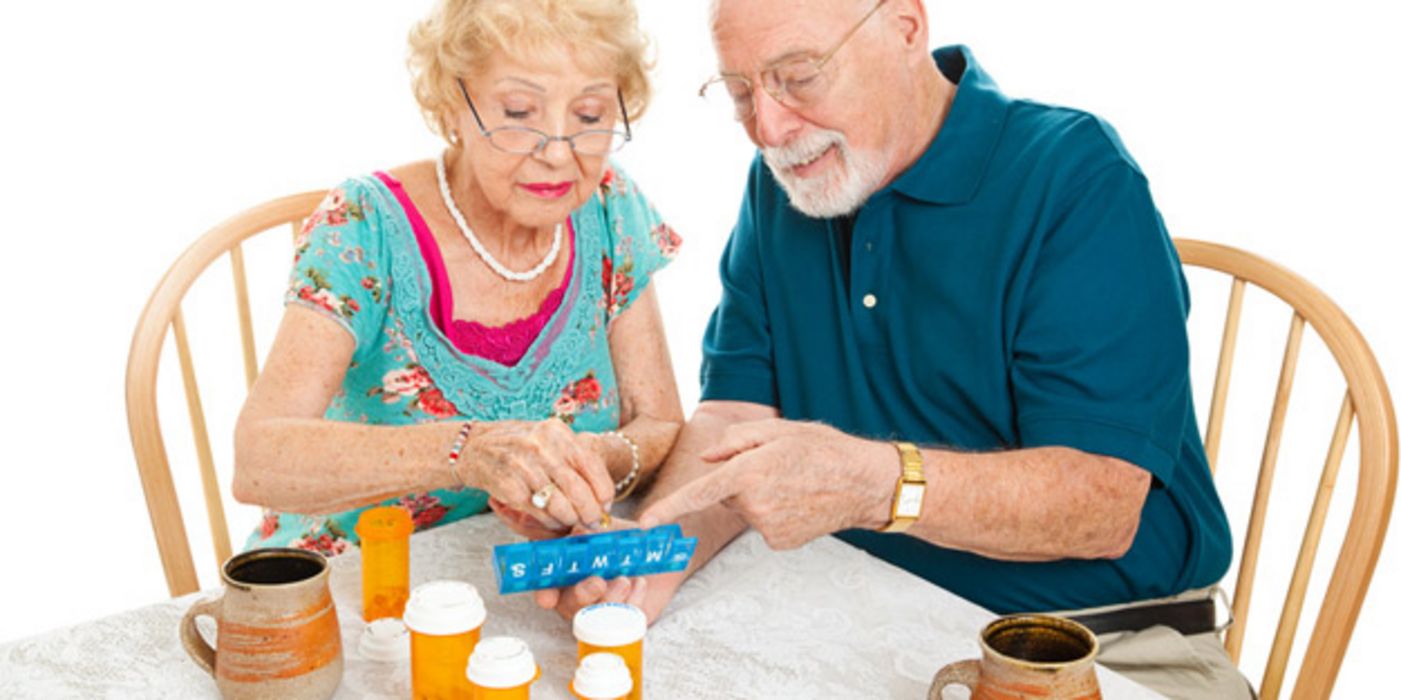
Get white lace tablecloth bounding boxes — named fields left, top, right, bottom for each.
left=0, top=517, right=1162, bottom=699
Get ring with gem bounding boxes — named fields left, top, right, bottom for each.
left=530, top=483, right=557, bottom=509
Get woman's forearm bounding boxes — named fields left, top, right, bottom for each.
left=234, top=413, right=676, bottom=516
left=233, top=417, right=462, bottom=515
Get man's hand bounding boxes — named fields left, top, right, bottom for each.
left=639, top=419, right=896, bottom=549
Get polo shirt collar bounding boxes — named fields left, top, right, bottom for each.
left=890, top=45, right=1010, bottom=206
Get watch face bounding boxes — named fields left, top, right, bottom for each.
left=895, top=484, right=926, bottom=518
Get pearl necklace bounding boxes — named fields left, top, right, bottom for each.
left=435, top=150, right=562, bottom=283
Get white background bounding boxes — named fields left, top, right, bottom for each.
left=1, top=1, right=1396, bottom=697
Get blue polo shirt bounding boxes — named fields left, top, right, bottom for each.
left=699, top=46, right=1232, bottom=613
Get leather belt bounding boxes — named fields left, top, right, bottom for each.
left=1068, top=596, right=1219, bottom=637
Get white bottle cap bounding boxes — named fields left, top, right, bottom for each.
left=358, top=617, right=410, bottom=662
left=573, top=603, right=647, bottom=647
left=466, top=636, right=538, bottom=689
left=572, top=652, right=634, bottom=699
left=402, top=581, right=485, bottom=636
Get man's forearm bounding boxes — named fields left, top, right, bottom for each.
left=893, top=445, right=1152, bottom=561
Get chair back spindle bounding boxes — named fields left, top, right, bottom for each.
left=1204, top=277, right=1248, bottom=472
left=230, top=243, right=259, bottom=390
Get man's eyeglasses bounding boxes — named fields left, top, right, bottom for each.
left=457, top=78, right=632, bottom=156
left=699, top=0, right=887, bottom=122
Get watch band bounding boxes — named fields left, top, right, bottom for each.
left=879, top=441, right=926, bottom=533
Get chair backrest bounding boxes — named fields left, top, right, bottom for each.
left=125, top=191, right=327, bottom=597
left=1175, top=238, right=1397, bottom=699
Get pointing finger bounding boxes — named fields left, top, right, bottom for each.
left=637, top=462, right=743, bottom=528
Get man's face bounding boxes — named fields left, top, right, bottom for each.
left=711, top=0, right=902, bottom=217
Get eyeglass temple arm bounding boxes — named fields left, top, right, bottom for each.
left=456, top=78, right=489, bottom=134
left=618, top=88, right=632, bottom=140
left=818, top=0, right=888, bottom=69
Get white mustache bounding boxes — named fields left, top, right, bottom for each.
left=763, top=131, right=845, bottom=170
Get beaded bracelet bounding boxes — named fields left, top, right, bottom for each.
left=446, top=421, right=474, bottom=489
left=604, top=429, right=642, bottom=500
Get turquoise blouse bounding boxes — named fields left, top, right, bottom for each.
left=247, top=164, right=679, bottom=555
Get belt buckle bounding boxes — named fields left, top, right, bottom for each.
left=1209, top=585, right=1235, bottom=636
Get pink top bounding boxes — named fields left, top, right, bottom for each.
left=374, top=171, right=575, bottom=367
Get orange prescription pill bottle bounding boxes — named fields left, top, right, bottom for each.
left=403, top=581, right=486, bottom=700
left=571, top=652, right=633, bottom=700
left=355, top=506, right=413, bottom=621
left=466, top=636, right=539, bottom=699
left=573, top=603, right=646, bottom=700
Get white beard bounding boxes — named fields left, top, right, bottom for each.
left=762, top=129, right=887, bottom=218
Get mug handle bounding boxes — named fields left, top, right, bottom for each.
left=928, top=659, right=980, bottom=700
left=179, top=594, right=223, bottom=677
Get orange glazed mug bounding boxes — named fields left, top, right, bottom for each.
left=180, top=548, right=343, bottom=700
left=929, top=615, right=1101, bottom=700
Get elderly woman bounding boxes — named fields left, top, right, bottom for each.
left=233, top=0, right=683, bottom=569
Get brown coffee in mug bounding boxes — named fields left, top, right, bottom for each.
left=930, top=614, right=1101, bottom=700
left=181, top=548, right=344, bottom=700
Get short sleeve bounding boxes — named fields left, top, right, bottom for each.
left=284, top=181, right=388, bottom=353
left=598, top=164, right=681, bottom=321
left=1011, top=163, right=1192, bottom=485
left=699, top=159, right=777, bottom=407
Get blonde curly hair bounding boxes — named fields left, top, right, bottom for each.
left=408, top=0, right=653, bottom=142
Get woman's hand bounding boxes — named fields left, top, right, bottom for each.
left=535, top=575, right=650, bottom=623
left=488, top=497, right=570, bottom=541
left=461, top=419, right=614, bottom=531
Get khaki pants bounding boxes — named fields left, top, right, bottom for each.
left=1053, top=588, right=1256, bottom=700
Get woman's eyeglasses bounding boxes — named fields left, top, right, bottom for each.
left=457, top=78, right=632, bottom=156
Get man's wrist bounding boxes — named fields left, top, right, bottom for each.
left=879, top=442, right=927, bottom=533
left=858, top=439, right=905, bottom=530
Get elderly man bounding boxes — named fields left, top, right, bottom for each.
left=621, top=0, right=1254, bottom=697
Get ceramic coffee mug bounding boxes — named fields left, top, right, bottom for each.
left=929, top=614, right=1101, bottom=700
left=180, top=548, right=343, bottom=700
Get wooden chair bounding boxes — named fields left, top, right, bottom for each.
left=125, top=191, right=326, bottom=597
left=1175, top=239, right=1397, bottom=699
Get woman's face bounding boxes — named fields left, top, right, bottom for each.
left=452, top=52, right=623, bottom=230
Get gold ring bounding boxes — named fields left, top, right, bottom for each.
left=530, top=483, right=557, bottom=510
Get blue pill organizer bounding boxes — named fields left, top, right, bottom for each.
left=492, top=524, right=698, bottom=594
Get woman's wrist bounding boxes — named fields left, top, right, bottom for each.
left=583, top=430, right=642, bottom=497
left=583, top=431, right=626, bottom=482
left=604, top=429, right=642, bottom=500
left=444, top=421, right=475, bottom=489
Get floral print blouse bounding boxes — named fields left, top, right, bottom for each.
left=247, top=163, right=680, bottom=555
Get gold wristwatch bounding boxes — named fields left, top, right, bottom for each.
left=879, top=441, right=926, bottom=533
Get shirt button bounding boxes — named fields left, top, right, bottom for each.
left=864, top=241, right=874, bottom=252
left=862, top=293, right=877, bottom=308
